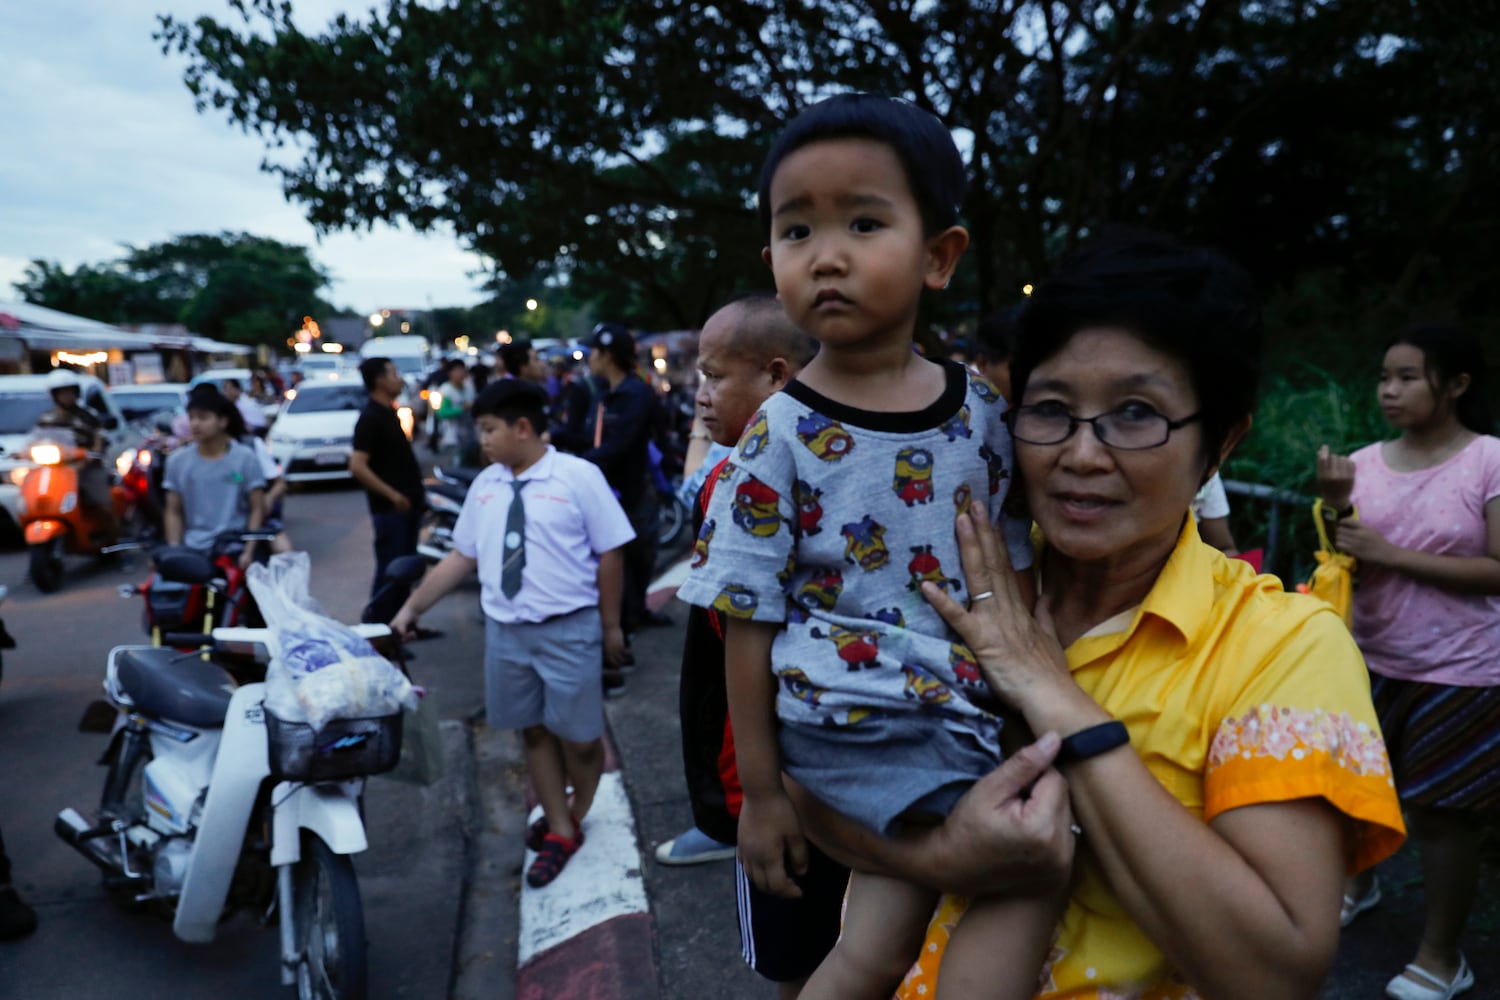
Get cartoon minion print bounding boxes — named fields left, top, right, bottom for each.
left=690, top=518, right=715, bottom=569
left=795, top=412, right=855, bottom=462
left=711, top=584, right=758, bottom=618
left=792, top=479, right=825, bottom=536
left=731, top=477, right=782, bottom=537
left=840, top=515, right=890, bottom=572
left=738, top=411, right=770, bottom=461
left=811, top=624, right=881, bottom=672
left=940, top=404, right=972, bottom=441
left=892, top=447, right=935, bottom=506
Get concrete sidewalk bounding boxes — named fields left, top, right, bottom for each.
left=449, top=583, right=1500, bottom=999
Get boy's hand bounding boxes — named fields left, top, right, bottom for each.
left=738, top=792, right=809, bottom=899
left=389, top=606, right=418, bottom=640
left=602, top=625, right=629, bottom=666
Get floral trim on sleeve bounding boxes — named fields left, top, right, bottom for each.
left=1204, top=705, right=1405, bottom=871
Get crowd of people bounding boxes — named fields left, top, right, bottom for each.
left=6, top=91, right=1495, bottom=1000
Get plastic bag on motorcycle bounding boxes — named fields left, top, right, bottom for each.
left=246, top=553, right=418, bottom=732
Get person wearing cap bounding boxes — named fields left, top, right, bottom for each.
left=551, top=322, right=667, bottom=632
left=163, top=385, right=267, bottom=568
left=34, top=368, right=118, bottom=536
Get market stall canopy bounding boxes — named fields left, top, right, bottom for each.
left=0, top=300, right=193, bottom=351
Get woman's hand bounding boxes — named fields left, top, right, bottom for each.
left=1334, top=518, right=1395, bottom=566
left=921, top=508, right=1073, bottom=715
left=1316, top=445, right=1355, bottom=510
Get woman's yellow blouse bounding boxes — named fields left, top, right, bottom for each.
left=897, top=518, right=1406, bottom=1000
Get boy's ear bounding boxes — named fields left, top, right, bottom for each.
left=766, top=357, right=792, bottom=389
left=924, top=226, right=970, bottom=291
left=761, top=246, right=772, bottom=269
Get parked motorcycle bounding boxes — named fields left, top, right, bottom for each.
left=416, top=467, right=469, bottom=563
left=119, top=530, right=282, bottom=648
left=18, top=430, right=155, bottom=593
left=56, top=623, right=402, bottom=1000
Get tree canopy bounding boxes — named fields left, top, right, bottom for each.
left=157, top=1, right=1499, bottom=348
left=15, top=232, right=334, bottom=347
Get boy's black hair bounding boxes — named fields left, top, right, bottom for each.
left=359, top=356, right=392, bottom=392
left=974, top=306, right=1019, bottom=365
left=757, top=93, right=967, bottom=239
left=497, top=338, right=535, bottom=377
left=472, top=378, right=549, bottom=433
left=186, top=384, right=237, bottom=422
left=1013, top=226, right=1263, bottom=475
left=1387, top=323, right=1495, bottom=436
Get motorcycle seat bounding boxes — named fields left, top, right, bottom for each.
left=427, top=479, right=468, bottom=503
left=152, top=546, right=219, bottom=585
left=116, top=647, right=236, bottom=728
left=437, top=464, right=481, bottom=486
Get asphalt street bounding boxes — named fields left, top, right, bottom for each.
left=0, top=477, right=510, bottom=1000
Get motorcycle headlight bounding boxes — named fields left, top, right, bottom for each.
left=115, top=451, right=134, bottom=477
left=30, top=444, right=62, bottom=466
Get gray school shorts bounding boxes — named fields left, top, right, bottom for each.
left=779, top=714, right=1000, bottom=836
left=484, top=608, right=604, bottom=743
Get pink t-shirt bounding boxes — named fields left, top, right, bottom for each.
left=1350, top=435, right=1500, bottom=686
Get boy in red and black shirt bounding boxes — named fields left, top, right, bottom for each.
left=670, top=295, right=848, bottom=996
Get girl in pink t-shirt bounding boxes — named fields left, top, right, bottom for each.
left=1316, top=324, right=1500, bottom=1000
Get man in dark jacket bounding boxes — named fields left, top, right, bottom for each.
left=551, top=322, right=664, bottom=632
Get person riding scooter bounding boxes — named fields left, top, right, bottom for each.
left=34, top=368, right=119, bottom=538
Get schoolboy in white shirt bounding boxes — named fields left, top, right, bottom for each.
left=392, top=379, right=635, bottom=887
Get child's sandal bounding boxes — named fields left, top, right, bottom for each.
left=525, top=814, right=585, bottom=853
left=525, top=832, right=584, bottom=888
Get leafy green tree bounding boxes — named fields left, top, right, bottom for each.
left=158, top=1, right=1499, bottom=343
left=14, top=232, right=334, bottom=348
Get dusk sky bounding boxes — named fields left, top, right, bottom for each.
left=1, top=1, right=491, bottom=315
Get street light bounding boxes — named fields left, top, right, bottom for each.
left=525, top=298, right=539, bottom=311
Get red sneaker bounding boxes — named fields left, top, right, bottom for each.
left=526, top=832, right=584, bottom=888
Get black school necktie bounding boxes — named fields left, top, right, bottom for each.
left=501, top=480, right=528, bottom=598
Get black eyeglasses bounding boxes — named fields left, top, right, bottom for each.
left=1008, top=402, right=1201, bottom=450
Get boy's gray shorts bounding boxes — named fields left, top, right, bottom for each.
left=484, top=608, right=604, bottom=743
left=780, top=715, right=999, bottom=836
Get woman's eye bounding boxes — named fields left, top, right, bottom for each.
left=1114, top=402, right=1162, bottom=423
left=1028, top=400, right=1071, bottom=418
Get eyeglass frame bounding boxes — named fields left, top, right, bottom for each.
left=1005, top=403, right=1203, bottom=451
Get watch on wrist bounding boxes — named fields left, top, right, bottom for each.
left=1055, top=721, right=1130, bottom=766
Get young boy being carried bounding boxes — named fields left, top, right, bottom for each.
left=391, top=379, right=634, bottom=887
left=677, top=94, right=1061, bottom=999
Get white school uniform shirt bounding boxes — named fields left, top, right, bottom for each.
left=452, top=445, right=636, bottom=625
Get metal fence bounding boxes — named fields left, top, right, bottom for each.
left=1223, top=478, right=1315, bottom=583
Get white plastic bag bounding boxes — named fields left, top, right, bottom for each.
left=247, top=553, right=417, bottom=730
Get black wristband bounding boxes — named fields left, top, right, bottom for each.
left=1056, top=721, right=1130, bottom=766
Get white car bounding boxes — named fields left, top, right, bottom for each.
left=0, top=373, right=141, bottom=537
left=109, top=383, right=189, bottom=429
left=265, top=379, right=370, bottom=483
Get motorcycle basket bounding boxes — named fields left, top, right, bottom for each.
left=264, top=709, right=403, bottom=783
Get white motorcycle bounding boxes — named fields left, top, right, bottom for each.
left=55, top=624, right=402, bottom=1000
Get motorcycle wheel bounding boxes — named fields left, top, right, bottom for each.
left=657, top=493, right=690, bottom=549
left=99, top=730, right=152, bottom=910
left=29, top=540, right=64, bottom=593
left=292, top=832, right=367, bottom=1000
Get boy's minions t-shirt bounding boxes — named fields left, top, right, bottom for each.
left=677, top=360, right=1033, bottom=757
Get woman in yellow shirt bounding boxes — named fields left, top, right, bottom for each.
left=790, top=228, right=1405, bottom=999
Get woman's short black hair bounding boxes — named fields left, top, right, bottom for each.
left=757, top=93, right=967, bottom=238
left=1013, top=227, right=1263, bottom=471
left=1387, top=323, right=1495, bottom=436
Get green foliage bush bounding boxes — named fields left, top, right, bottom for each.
left=1221, top=364, right=1387, bottom=583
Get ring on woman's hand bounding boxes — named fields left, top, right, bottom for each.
left=1070, top=823, right=1083, bottom=836
left=969, top=591, right=995, bottom=603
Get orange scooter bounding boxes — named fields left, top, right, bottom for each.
left=17, top=432, right=147, bottom=593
